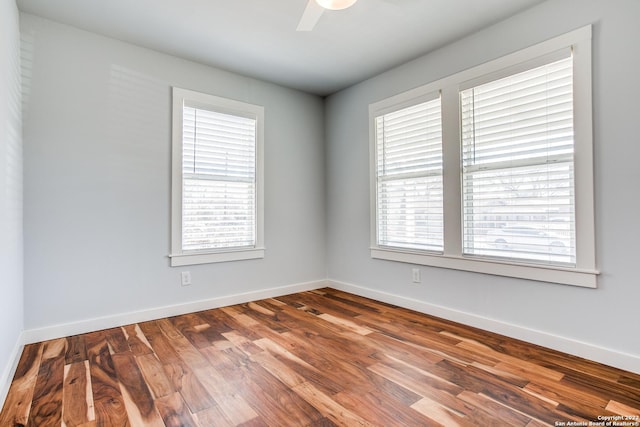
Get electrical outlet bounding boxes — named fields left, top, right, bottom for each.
left=412, top=268, right=421, bottom=283
left=181, top=271, right=192, bottom=286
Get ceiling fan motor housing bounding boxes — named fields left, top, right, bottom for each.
left=316, top=0, right=359, bottom=11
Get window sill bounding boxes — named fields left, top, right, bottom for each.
left=370, top=247, right=598, bottom=288
left=170, top=248, right=265, bottom=266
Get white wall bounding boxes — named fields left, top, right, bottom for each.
left=0, top=0, right=24, bottom=400
left=326, top=0, right=640, bottom=371
left=21, top=14, right=326, bottom=331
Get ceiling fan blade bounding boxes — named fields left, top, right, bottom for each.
left=296, top=0, right=325, bottom=31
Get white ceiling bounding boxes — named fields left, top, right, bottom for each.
left=16, top=0, right=546, bottom=96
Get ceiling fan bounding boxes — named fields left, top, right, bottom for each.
left=296, top=0, right=359, bottom=31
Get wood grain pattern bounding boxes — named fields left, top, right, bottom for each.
left=111, top=351, right=164, bottom=426
left=2, top=288, right=639, bottom=426
left=27, top=339, right=67, bottom=427
left=0, top=343, right=43, bottom=426
left=154, top=392, right=197, bottom=427
left=62, top=361, right=94, bottom=426
left=85, top=331, right=130, bottom=426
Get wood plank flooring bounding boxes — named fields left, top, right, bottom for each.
left=1, top=288, right=639, bottom=426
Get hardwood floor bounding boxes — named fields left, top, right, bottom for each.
left=1, top=288, right=639, bottom=426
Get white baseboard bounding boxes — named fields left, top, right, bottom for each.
left=328, top=279, right=640, bottom=375
left=0, top=332, right=24, bottom=411
left=22, top=279, right=328, bottom=344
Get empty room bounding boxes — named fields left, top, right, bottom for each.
left=1, top=0, right=639, bottom=425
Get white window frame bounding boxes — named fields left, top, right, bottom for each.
left=370, top=25, right=597, bottom=288
left=170, top=87, right=265, bottom=266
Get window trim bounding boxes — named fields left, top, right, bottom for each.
left=170, top=87, right=265, bottom=266
left=369, top=25, right=597, bottom=288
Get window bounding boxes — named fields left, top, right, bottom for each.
left=370, top=26, right=597, bottom=287
left=170, top=87, right=264, bottom=266
left=374, top=94, right=443, bottom=252
left=461, top=54, right=575, bottom=266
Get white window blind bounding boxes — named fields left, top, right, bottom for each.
left=375, top=97, right=443, bottom=252
left=461, top=54, right=576, bottom=265
left=182, top=106, right=257, bottom=251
